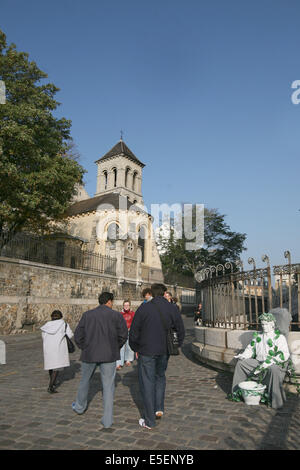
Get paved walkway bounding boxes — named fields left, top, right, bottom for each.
left=0, top=317, right=299, bottom=450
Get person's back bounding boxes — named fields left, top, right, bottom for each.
left=129, top=296, right=185, bottom=356
left=74, top=304, right=127, bottom=363
left=129, top=283, right=185, bottom=430
left=40, top=310, right=74, bottom=393
left=72, top=292, right=127, bottom=429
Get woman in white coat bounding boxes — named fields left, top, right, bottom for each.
left=41, top=310, right=74, bottom=394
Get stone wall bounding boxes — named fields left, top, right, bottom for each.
left=0, top=256, right=120, bottom=334
left=0, top=256, right=196, bottom=335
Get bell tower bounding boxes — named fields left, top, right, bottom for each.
left=95, top=139, right=145, bottom=205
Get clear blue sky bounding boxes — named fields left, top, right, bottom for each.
left=2, top=0, right=300, bottom=268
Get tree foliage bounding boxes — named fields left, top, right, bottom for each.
left=0, top=30, right=85, bottom=247
left=157, top=206, right=247, bottom=276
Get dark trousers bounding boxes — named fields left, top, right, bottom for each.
left=138, top=354, right=169, bottom=428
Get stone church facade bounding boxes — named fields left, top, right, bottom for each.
left=66, top=139, right=164, bottom=294
left=0, top=140, right=198, bottom=334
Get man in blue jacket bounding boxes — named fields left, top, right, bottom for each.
left=72, top=292, right=128, bottom=428
left=129, top=283, right=185, bottom=429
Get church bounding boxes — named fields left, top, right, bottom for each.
left=65, top=139, right=164, bottom=296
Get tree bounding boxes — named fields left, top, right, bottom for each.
left=0, top=30, right=85, bottom=248
left=157, top=206, right=247, bottom=277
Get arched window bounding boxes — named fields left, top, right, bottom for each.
left=107, top=223, right=119, bottom=248
left=132, top=171, right=138, bottom=191
left=125, top=167, right=130, bottom=188
left=103, top=170, right=108, bottom=190
left=112, top=168, right=117, bottom=187
left=138, top=226, right=146, bottom=263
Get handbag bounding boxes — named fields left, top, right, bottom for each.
left=64, top=323, right=75, bottom=353
left=153, top=301, right=180, bottom=356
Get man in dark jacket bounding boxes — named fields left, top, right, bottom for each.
left=129, top=283, right=185, bottom=429
left=72, top=292, right=128, bottom=428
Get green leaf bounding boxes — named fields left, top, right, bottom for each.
left=279, top=352, right=285, bottom=361
left=0, top=29, right=85, bottom=243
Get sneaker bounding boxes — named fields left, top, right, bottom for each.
left=155, top=411, right=164, bottom=419
left=72, top=402, right=83, bottom=415
left=125, top=361, right=131, bottom=366
left=116, top=365, right=122, bottom=370
left=47, top=386, right=58, bottom=394
left=139, top=418, right=152, bottom=430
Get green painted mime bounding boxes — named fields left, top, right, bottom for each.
left=232, top=313, right=290, bottom=409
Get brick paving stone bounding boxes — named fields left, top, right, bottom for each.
left=0, top=439, right=15, bottom=448
left=11, top=441, right=33, bottom=450
left=136, top=439, right=161, bottom=447
left=0, top=424, right=12, bottom=430
left=155, top=442, right=182, bottom=450
left=187, top=440, right=209, bottom=448
left=85, top=438, right=107, bottom=447
left=209, top=424, right=226, bottom=431
left=56, top=420, right=72, bottom=425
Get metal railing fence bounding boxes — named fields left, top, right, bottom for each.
left=0, top=232, right=117, bottom=275
left=195, top=252, right=300, bottom=331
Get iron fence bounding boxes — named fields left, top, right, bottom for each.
left=0, top=232, right=117, bottom=275
left=195, top=252, right=300, bottom=331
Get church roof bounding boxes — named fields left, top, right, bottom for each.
left=95, top=140, right=145, bottom=167
left=66, top=193, right=136, bottom=217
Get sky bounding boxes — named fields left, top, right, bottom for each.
left=1, top=0, right=300, bottom=269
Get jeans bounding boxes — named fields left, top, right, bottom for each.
left=73, top=361, right=116, bottom=428
left=117, top=338, right=135, bottom=367
left=138, top=354, right=169, bottom=428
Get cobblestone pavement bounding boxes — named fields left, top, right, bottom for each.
left=0, top=317, right=299, bottom=451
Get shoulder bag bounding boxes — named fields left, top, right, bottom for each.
left=65, top=322, right=75, bottom=353
left=153, top=301, right=180, bottom=356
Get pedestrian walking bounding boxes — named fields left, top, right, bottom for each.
left=116, top=300, right=135, bottom=370
left=72, top=292, right=128, bottom=429
left=40, top=310, right=74, bottom=394
left=142, top=287, right=153, bottom=303
left=129, top=283, right=185, bottom=429
left=194, top=303, right=202, bottom=326
left=164, top=291, right=173, bottom=303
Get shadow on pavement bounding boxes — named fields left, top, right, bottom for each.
left=120, top=363, right=144, bottom=418
left=258, top=393, right=300, bottom=450
left=56, top=360, right=81, bottom=388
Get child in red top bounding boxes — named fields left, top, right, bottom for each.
left=116, top=300, right=135, bottom=370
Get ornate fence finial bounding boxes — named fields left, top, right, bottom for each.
left=261, top=254, right=270, bottom=268
left=216, top=264, right=225, bottom=276
left=194, top=270, right=205, bottom=283
left=225, top=262, right=233, bottom=273
left=209, top=266, right=216, bottom=278
left=204, top=268, right=211, bottom=280
left=284, top=250, right=291, bottom=265
left=235, top=259, right=244, bottom=272
left=248, top=257, right=256, bottom=271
